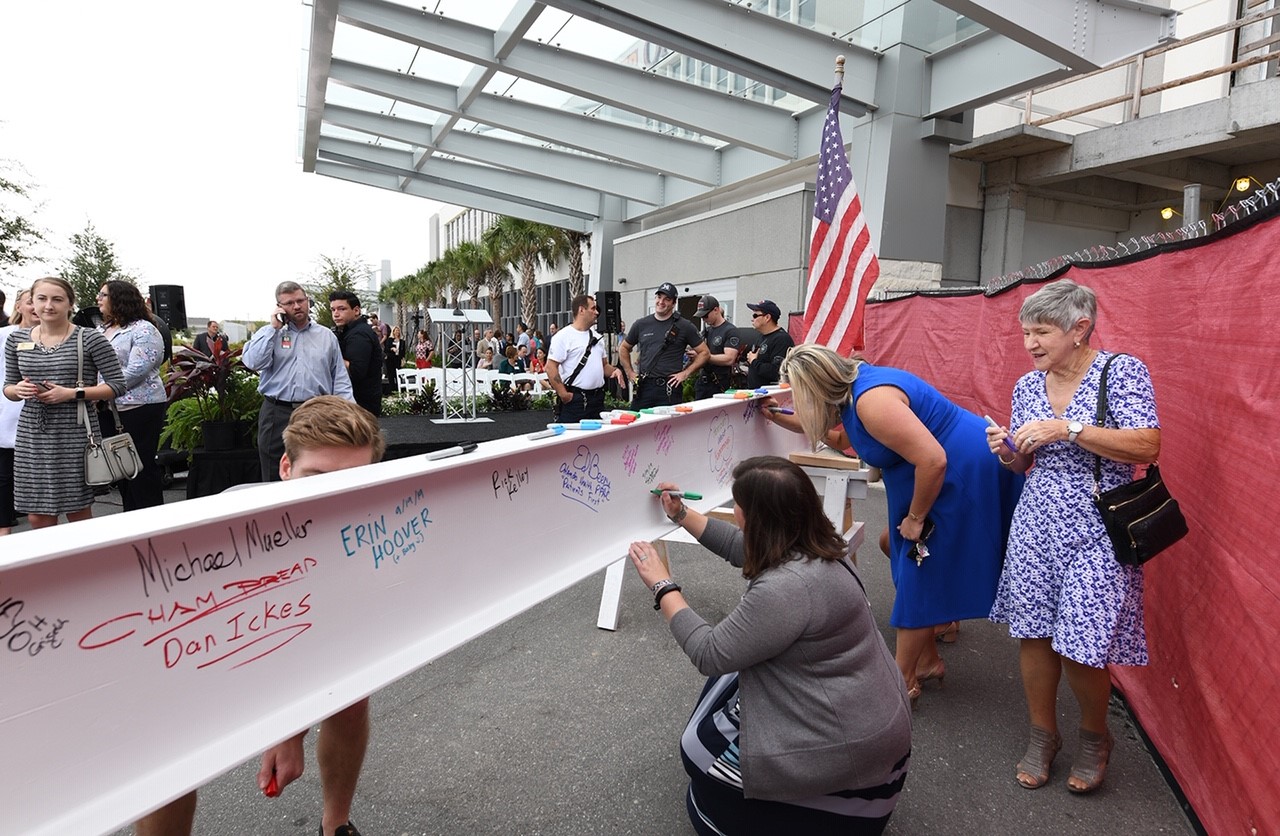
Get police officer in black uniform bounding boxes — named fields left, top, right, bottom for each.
left=618, top=283, right=709, bottom=409
left=691, top=294, right=741, bottom=400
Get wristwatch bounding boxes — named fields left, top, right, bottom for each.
left=1067, top=420, right=1084, bottom=443
left=75, top=388, right=86, bottom=400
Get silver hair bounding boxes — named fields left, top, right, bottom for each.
left=1019, top=279, right=1097, bottom=339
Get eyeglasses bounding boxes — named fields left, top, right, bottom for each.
left=96, top=292, right=108, bottom=300
left=751, top=312, right=767, bottom=319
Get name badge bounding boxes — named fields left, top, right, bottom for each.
left=281, top=333, right=292, bottom=350
left=16, top=342, right=35, bottom=351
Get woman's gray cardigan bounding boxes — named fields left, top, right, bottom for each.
left=668, top=518, right=912, bottom=801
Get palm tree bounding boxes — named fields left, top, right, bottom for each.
left=484, top=216, right=555, bottom=331
left=478, top=231, right=512, bottom=326
left=550, top=228, right=591, bottom=299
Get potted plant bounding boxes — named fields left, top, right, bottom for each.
left=162, top=341, right=261, bottom=453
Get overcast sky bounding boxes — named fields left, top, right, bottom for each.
left=0, top=1, right=449, bottom=321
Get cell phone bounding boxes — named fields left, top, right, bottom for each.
left=984, top=415, right=1018, bottom=452
left=275, top=312, right=287, bottom=325
left=29, top=379, right=52, bottom=391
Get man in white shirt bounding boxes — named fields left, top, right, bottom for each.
left=546, top=294, right=624, bottom=422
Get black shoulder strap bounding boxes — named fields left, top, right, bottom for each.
left=563, top=331, right=600, bottom=388
left=1092, top=353, right=1127, bottom=488
left=837, top=558, right=867, bottom=596
left=641, top=313, right=683, bottom=378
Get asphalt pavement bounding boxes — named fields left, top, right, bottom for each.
left=69, top=466, right=1197, bottom=836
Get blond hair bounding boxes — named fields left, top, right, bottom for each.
left=283, top=396, right=385, bottom=464
left=780, top=343, right=862, bottom=450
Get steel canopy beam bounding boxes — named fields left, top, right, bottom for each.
left=318, top=136, right=604, bottom=218
left=927, top=30, right=1073, bottom=117
left=934, top=0, right=1176, bottom=71
left=539, top=0, right=878, bottom=115
left=328, top=59, right=720, bottom=185
left=337, top=0, right=797, bottom=158
left=315, top=160, right=593, bottom=232
left=302, top=0, right=341, bottom=173
left=322, top=104, right=663, bottom=205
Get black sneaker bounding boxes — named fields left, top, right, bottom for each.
left=323, top=824, right=362, bottom=836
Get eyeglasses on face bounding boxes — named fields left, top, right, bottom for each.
left=752, top=312, right=767, bottom=319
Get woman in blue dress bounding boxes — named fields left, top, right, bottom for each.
left=769, top=344, right=1022, bottom=706
left=985, top=280, right=1160, bottom=794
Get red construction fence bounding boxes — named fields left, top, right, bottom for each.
left=862, top=207, right=1280, bottom=835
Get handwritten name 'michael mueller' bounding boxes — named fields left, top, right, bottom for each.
left=135, top=513, right=313, bottom=598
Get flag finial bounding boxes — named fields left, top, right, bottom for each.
left=834, top=55, right=845, bottom=86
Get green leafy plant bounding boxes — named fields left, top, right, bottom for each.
left=166, top=341, right=255, bottom=422
left=486, top=383, right=532, bottom=412
left=159, top=371, right=261, bottom=457
left=381, top=384, right=442, bottom=416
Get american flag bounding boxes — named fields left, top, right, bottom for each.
left=803, top=82, right=879, bottom=355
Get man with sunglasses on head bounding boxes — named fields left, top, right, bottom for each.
left=744, top=299, right=794, bottom=388
left=618, top=282, right=709, bottom=409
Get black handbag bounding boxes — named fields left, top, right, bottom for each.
left=1091, top=354, right=1187, bottom=566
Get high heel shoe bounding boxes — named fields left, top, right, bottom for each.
left=916, top=660, right=946, bottom=685
left=934, top=621, right=959, bottom=644
left=1067, top=728, right=1114, bottom=793
left=1016, top=725, right=1062, bottom=789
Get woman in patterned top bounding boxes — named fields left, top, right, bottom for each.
left=98, top=280, right=167, bottom=511
left=2, top=277, right=125, bottom=527
left=985, top=279, right=1161, bottom=794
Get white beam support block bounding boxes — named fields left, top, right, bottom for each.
left=1, top=401, right=803, bottom=836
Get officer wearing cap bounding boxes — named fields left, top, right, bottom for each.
left=745, top=299, right=794, bottom=388
left=691, top=294, right=741, bottom=400
left=618, top=283, right=709, bottom=409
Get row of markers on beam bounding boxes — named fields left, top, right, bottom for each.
left=528, top=386, right=793, bottom=439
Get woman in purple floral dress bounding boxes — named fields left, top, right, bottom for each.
left=986, top=279, right=1161, bottom=795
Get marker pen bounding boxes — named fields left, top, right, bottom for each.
left=548, top=420, right=602, bottom=430
left=426, top=442, right=479, bottom=461
left=983, top=415, right=1019, bottom=452
left=767, top=406, right=795, bottom=415
left=651, top=489, right=703, bottom=500
left=527, top=426, right=566, bottom=440
left=264, top=771, right=280, bottom=798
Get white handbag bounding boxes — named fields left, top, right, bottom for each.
left=76, top=328, right=143, bottom=485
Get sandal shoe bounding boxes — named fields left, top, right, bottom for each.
left=916, top=660, right=946, bottom=685
left=935, top=621, right=959, bottom=643
left=907, top=685, right=921, bottom=710
left=1067, top=728, right=1114, bottom=794
left=1016, top=725, right=1062, bottom=789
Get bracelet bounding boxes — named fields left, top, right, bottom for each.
left=654, top=582, right=683, bottom=610
left=907, top=511, right=923, bottom=522
left=998, top=452, right=1016, bottom=466
left=667, top=504, right=688, bottom=524
left=651, top=578, right=675, bottom=595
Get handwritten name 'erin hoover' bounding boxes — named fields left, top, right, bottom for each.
left=135, top=513, right=313, bottom=598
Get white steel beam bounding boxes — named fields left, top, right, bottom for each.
left=3, top=403, right=801, bottom=835
left=301, top=0, right=340, bottom=172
